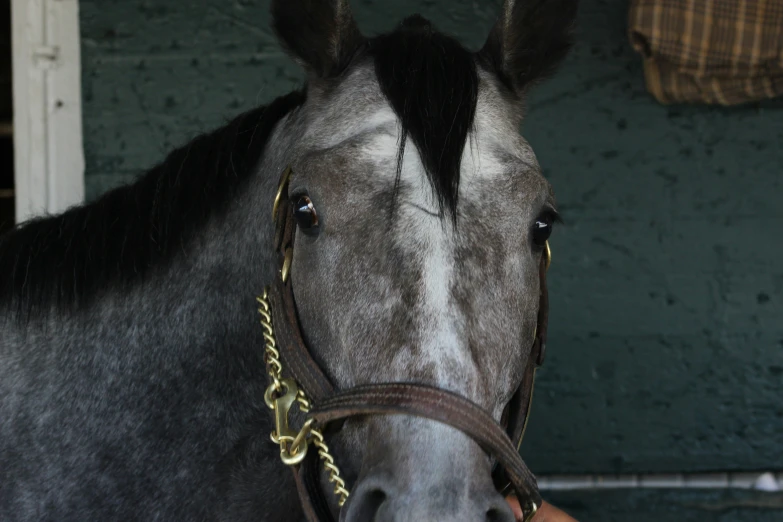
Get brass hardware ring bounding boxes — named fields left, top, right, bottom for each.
left=281, top=247, right=293, bottom=283
left=544, top=241, right=552, bottom=272
left=272, top=165, right=293, bottom=220
left=523, top=500, right=539, bottom=522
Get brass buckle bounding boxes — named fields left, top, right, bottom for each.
left=272, top=165, right=293, bottom=221
left=264, top=378, right=311, bottom=466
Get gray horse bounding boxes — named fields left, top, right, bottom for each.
left=0, top=0, right=578, bottom=520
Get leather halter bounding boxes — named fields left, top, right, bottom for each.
left=266, top=166, right=550, bottom=522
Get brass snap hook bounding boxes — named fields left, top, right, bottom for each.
left=264, top=378, right=310, bottom=466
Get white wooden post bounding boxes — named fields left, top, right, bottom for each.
left=11, top=0, right=84, bottom=224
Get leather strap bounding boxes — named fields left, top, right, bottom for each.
left=493, top=249, right=549, bottom=495
left=269, top=170, right=335, bottom=404
left=511, top=246, right=550, bottom=447
left=309, top=383, right=543, bottom=510
left=273, top=172, right=338, bottom=521
left=269, top=278, right=335, bottom=404
left=292, top=455, right=336, bottom=522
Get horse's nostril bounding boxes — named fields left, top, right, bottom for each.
left=342, top=488, right=387, bottom=522
left=486, top=497, right=517, bottom=522
left=486, top=507, right=511, bottom=522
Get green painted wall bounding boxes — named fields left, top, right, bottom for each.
left=80, top=0, right=783, bottom=479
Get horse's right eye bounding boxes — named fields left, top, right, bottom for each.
left=293, top=195, right=320, bottom=236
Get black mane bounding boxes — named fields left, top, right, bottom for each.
left=0, top=90, right=305, bottom=316
left=369, top=16, right=479, bottom=220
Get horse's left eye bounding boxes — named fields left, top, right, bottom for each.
left=532, top=214, right=553, bottom=246
left=293, top=195, right=320, bottom=236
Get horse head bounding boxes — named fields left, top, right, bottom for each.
left=266, top=1, right=577, bottom=520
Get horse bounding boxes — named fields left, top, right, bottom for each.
left=0, top=0, right=578, bottom=520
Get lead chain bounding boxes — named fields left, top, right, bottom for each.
left=256, top=289, right=350, bottom=507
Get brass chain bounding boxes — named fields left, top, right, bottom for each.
left=256, top=288, right=350, bottom=507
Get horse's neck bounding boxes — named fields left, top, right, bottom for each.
left=77, top=187, right=274, bottom=346
left=77, top=186, right=305, bottom=514
left=0, top=112, right=312, bottom=519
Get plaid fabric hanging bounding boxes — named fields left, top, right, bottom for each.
left=629, top=0, right=783, bottom=105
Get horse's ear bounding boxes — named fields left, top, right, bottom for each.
left=479, top=0, right=579, bottom=94
left=271, top=0, right=365, bottom=78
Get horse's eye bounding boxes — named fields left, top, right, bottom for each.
left=532, top=214, right=553, bottom=247
left=293, top=195, right=320, bottom=236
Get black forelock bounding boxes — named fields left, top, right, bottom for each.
left=0, top=90, right=305, bottom=317
left=368, top=15, right=479, bottom=221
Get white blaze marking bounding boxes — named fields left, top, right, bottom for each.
left=351, top=85, right=525, bottom=394
left=394, top=129, right=475, bottom=390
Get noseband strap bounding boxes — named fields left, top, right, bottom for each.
left=309, top=383, right=543, bottom=510
left=265, top=166, right=549, bottom=522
